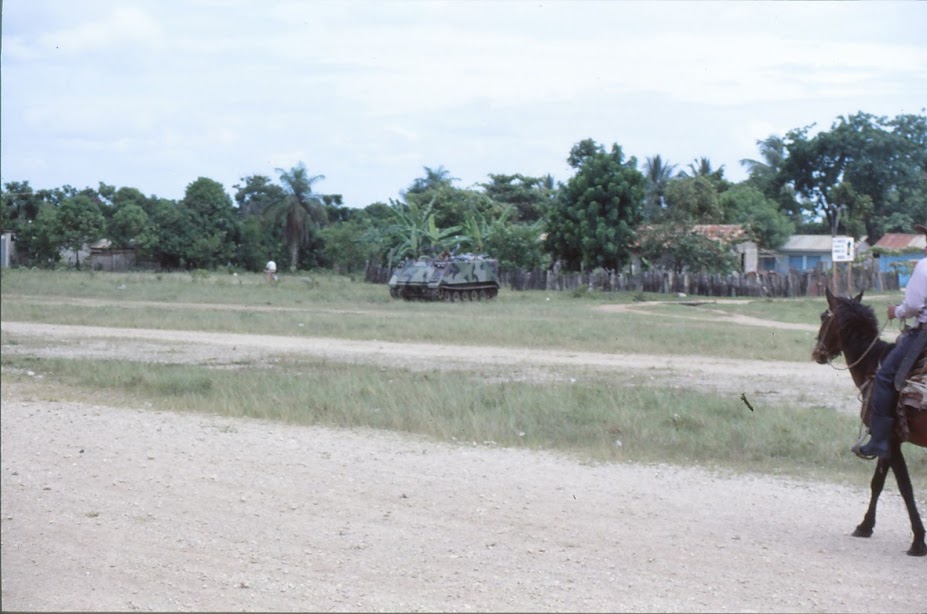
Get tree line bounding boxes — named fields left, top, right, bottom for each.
left=2, top=111, right=924, bottom=275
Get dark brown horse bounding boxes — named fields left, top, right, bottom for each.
left=812, top=288, right=926, bottom=556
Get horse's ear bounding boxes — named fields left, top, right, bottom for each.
left=854, top=290, right=865, bottom=303
left=825, top=287, right=837, bottom=308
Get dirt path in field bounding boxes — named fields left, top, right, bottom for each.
left=594, top=300, right=822, bottom=332
left=2, top=315, right=925, bottom=612
left=0, top=318, right=856, bottom=414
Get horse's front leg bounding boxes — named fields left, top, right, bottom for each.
left=889, top=445, right=927, bottom=556
left=854, top=457, right=890, bottom=538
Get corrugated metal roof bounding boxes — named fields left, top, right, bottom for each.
left=779, top=235, right=834, bottom=252
left=874, top=233, right=926, bottom=249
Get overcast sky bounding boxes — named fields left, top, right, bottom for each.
left=2, top=0, right=926, bottom=208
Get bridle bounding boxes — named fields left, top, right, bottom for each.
left=816, top=308, right=888, bottom=371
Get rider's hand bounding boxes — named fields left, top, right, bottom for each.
left=887, top=305, right=897, bottom=320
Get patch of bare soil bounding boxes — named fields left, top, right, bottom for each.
left=594, top=300, right=820, bottom=332
left=2, top=319, right=925, bottom=612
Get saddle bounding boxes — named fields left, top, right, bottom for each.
left=860, top=345, right=927, bottom=444
left=898, top=353, right=927, bottom=413
left=895, top=327, right=927, bottom=392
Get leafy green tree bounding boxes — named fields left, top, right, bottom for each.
left=54, top=195, right=106, bottom=268
left=268, top=163, right=329, bottom=271
left=231, top=175, right=288, bottom=270
left=782, top=123, right=859, bottom=233
left=2, top=182, right=46, bottom=263
left=346, top=202, right=402, bottom=268
left=881, top=185, right=927, bottom=233
left=150, top=199, right=193, bottom=269
left=719, top=184, right=794, bottom=249
left=112, top=186, right=152, bottom=212
left=638, top=221, right=739, bottom=274
left=481, top=173, right=556, bottom=223
left=451, top=205, right=545, bottom=269
left=316, top=218, right=378, bottom=274
left=234, top=175, right=288, bottom=218
left=35, top=185, right=79, bottom=207
left=483, top=220, right=547, bottom=271
left=404, top=168, right=502, bottom=231
left=12, top=203, right=61, bottom=266
left=781, top=111, right=927, bottom=237
left=181, top=177, right=240, bottom=269
left=237, top=216, right=285, bottom=272
left=863, top=113, right=927, bottom=234
left=884, top=113, right=927, bottom=223
left=833, top=112, right=926, bottom=237
left=829, top=181, right=873, bottom=238
left=2, top=181, right=42, bottom=224
left=544, top=139, right=646, bottom=271
left=663, top=175, right=723, bottom=224
left=108, top=203, right=160, bottom=256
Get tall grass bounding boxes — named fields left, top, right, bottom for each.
left=5, top=353, right=920, bottom=486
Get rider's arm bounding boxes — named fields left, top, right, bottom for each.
left=895, top=258, right=927, bottom=322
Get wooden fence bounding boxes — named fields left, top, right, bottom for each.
left=366, top=262, right=899, bottom=298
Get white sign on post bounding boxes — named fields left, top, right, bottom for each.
left=832, top=236, right=854, bottom=262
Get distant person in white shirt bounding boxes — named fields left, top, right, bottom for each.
left=855, top=223, right=927, bottom=460
left=265, top=260, right=278, bottom=282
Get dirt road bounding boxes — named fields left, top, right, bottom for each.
left=2, top=320, right=925, bottom=612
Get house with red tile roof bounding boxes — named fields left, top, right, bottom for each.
left=692, top=224, right=758, bottom=273
left=632, top=224, right=757, bottom=273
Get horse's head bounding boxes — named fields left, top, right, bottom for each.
left=812, top=288, right=865, bottom=364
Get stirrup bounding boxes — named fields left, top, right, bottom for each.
left=851, top=431, right=876, bottom=460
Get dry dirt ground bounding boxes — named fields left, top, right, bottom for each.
left=1, top=312, right=926, bottom=612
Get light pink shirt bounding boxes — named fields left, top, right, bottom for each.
left=896, top=257, right=927, bottom=325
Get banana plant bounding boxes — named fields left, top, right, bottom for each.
left=384, top=196, right=464, bottom=269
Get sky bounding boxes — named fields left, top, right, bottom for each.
left=2, top=0, right=926, bottom=209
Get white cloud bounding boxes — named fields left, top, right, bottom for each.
left=2, top=0, right=925, bottom=206
left=36, top=6, right=164, bottom=54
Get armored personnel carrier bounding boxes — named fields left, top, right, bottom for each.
left=388, top=253, right=500, bottom=301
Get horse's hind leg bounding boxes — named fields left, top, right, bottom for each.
left=889, top=446, right=927, bottom=556
left=853, top=458, right=890, bottom=538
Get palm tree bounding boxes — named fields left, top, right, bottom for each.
left=740, top=135, right=788, bottom=200
left=682, top=156, right=725, bottom=180
left=642, top=155, right=677, bottom=220
left=406, top=165, right=458, bottom=195
left=740, top=135, right=785, bottom=178
left=268, top=162, right=328, bottom=271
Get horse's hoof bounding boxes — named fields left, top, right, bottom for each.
left=853, top=526, right=873, bottom=538
left=907, top=542, right=927, bottom=557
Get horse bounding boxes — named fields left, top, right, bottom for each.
left=812, top=288, right=927, bottom=556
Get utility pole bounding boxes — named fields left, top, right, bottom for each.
left=831, top=205, right=848, bottom=293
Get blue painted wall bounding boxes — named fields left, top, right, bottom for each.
left=879, top=253, right=920, bottom=287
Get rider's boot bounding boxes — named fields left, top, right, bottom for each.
left=853, top=415, right=894, bottom=460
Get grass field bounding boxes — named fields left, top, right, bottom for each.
left=1, top=268, right=921, bottom=486
left=3, top=268, right=898, bottom=359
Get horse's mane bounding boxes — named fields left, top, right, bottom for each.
left=833, top=295, right=892, bottom=363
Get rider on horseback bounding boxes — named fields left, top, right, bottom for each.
left=856, top=223, right=927, bottom=460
